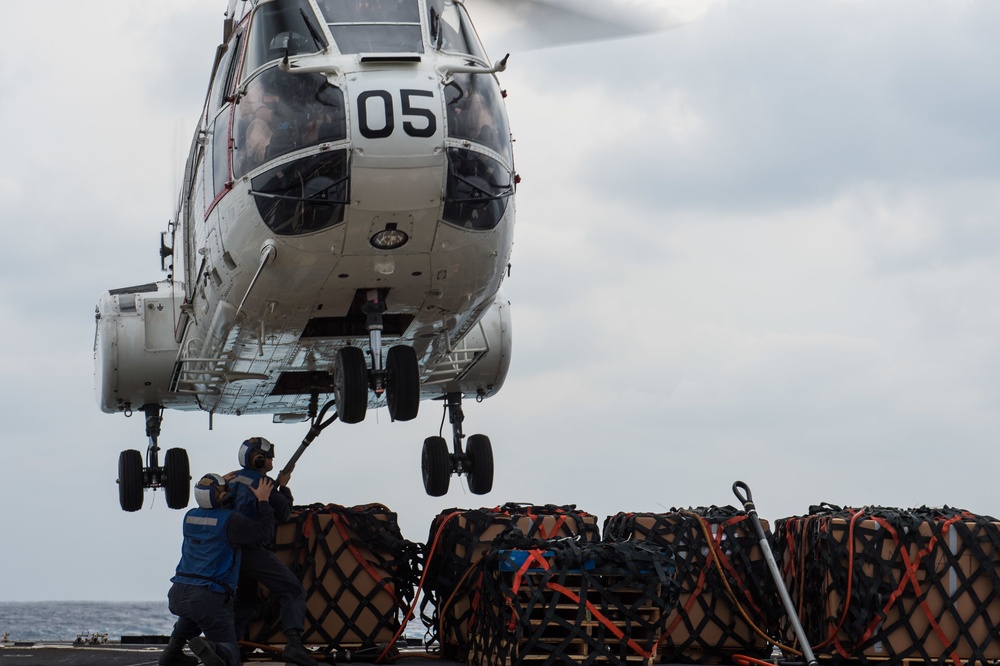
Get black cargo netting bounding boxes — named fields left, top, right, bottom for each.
left=776, top=505, right=1000, bottom=665
left=604, top=507, right=781, bottom=662
left=250, top=503, right=422, bottom=649
left=469, top=536, right=679, bottom=666
left=420, top=505, right=602, bottom=658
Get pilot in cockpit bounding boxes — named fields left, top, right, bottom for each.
left=451, top=90, right=496, bottom=147
left=238, top=70, right=344, bottom=175
left=242, top=74, right=302, bottom=169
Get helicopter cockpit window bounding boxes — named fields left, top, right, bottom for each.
left=444, top=73, right=512, bottom=164
left=244, top=0, right=326, bottom=75
left=443, top=148, right=512, bottom=231
left=234, top=67, right=348, bottom=178
left=250, top=151, right=350, bottom=236
left=427, top=0, right=486, bottom=61
left=316, top=0, right=423, bottom=54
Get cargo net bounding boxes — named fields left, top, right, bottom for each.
left=420, top=504, right=602, bottom=659
left=469, top=536, right=679, bottom=666
left=604, top=507, right=781, bottom=662
left=775, top=505, right=1000, bottom=666
left=249, top=503, right=422, bottom=650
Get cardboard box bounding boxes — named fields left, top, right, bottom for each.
left=605, top=511, right=776, bottom=662
left=779, top=511, right=1000, bottom=662
left=424, top=507, right=601, bottom=657
left=248, top=505, right=414, bottom=648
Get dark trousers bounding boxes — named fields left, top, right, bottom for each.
left=233, top=545, right=307, bottom=639
left=167, top=582, right=240, bottom=666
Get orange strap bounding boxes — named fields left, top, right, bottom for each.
left=328, top=511, right=399, bottom=605
left=546, top=581, right=653, bottom=659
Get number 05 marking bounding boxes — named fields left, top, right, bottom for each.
left=358, top=89, right=437, bottom=139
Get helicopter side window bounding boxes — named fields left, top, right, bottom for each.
left=443, top=148, right=512, bottom=231
left=316, top=0, right=423, bottom=54
left=244, top=0, right=326, bottom=75
left=444, top=74, right=512, bottom=164
left=233, top=67, right=347, bottom=178
left=427, top=0, right=486, bottom=61
left=211, top=108, right=232, bottom=195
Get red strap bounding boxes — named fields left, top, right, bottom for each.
left=546, top=581, right=653, bottom=659
left=329, top=510, right=399, bottom=605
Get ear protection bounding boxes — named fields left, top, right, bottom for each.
left=239, top=437, right=275, bottom=470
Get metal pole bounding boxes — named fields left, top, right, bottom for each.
left=732, top=480, right=818, bottom=666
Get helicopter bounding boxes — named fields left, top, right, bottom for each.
left=94, top=0, right=663, bottom=512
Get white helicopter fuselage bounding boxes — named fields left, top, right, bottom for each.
left=95, top=0, right=515, bottom=423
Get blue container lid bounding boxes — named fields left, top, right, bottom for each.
left=496, top=549, right=596, bottom=572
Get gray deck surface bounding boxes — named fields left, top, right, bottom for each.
left=0, top=643, right=705, bottom=666
left=0, top=643, right=461, bottom=666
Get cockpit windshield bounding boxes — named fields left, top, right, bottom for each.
left=317, top=0, right=423, bottom=54
left=234, top=67, right=347, bottom=178
left=444, top=73, right=512, bottom=164
left=244, top=0, right=327, bottom=75
left=427, top=0, right=486, bottom=61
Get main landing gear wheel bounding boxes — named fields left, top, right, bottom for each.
left=334, top=346, right=368, bottom=424
left=385, top=345, right=420, bottom=422
left=466, top=434, right=494, bottom=495
left=163, top=448, right=191, bottom=509
left=116, top=405, right=193, bottom=512
left=422, top=436, right=451, bottom=497
left=118, top=449, right=144, bottom=512
left=419, top=392, right=496, bottom=497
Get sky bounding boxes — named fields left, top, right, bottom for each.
left=1, top=0, right=998, bottom=602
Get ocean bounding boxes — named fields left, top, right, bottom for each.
left=0, top=601, right=176, bottom=642
left=0, top=601, right=427, bottom=644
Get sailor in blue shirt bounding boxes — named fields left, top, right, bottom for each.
left=159, top=473, right=275, bottom=666
left=229, top=436, right=313, bottom=666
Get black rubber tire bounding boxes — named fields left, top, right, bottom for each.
left=386, top=345, right=420, bottom=422
left=466, top=434, right=494, bottom=495
left=421, top=436, right=451, bottom=497
left=118, top=449, right=144, bottom=512
left=334, top=346, right=369, bottom=424
left=164, top=448, right=191, bottom=509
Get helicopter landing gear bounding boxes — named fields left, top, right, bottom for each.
left=117, top=405, right=191, bottom=512
left=334, top=290, right=421, bottom=423
left=334, top=346, right=368, bottom=424
left=421, top=392, right=493, bottom=497
left=385, top=345, right=419, bottom=421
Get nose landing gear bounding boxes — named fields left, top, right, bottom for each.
left=421, top=392, right=494, bottom=497
left=116, top=405, right=191, bottom=512
left=333, top=289, right=421, bottom=424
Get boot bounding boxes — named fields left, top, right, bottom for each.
left=282, top=630, right=315, bottom=666
left=188, top=636, right=225, bottom=666
left=158, top=636, right=199, bottom=666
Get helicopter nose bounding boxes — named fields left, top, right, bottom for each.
left=347, top=74, right=445, bottom=213
left=348, top=73, right=444, bottom=160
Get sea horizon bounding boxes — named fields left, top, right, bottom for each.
left=0, top=600, right=426, bottom=643
left=0, top=600, right=175, bottom=642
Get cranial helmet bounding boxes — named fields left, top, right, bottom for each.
left=194, top=473, right=231, bottom=509
left=239, top=436, right=275, bottom=470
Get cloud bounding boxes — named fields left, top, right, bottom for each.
left=1, top=0, right=999, bottom=602
left=501, top=0, right=1000, bottom=213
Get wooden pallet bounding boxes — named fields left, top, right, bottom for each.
left=470, top=572, right=662, bottom=666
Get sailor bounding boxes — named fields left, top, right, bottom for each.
left=160, top=473, right=275, bottom=666
left=229, top=436, right=314, bottom=666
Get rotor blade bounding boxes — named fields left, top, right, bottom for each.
left=471, top=0, right=673, bottom=53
